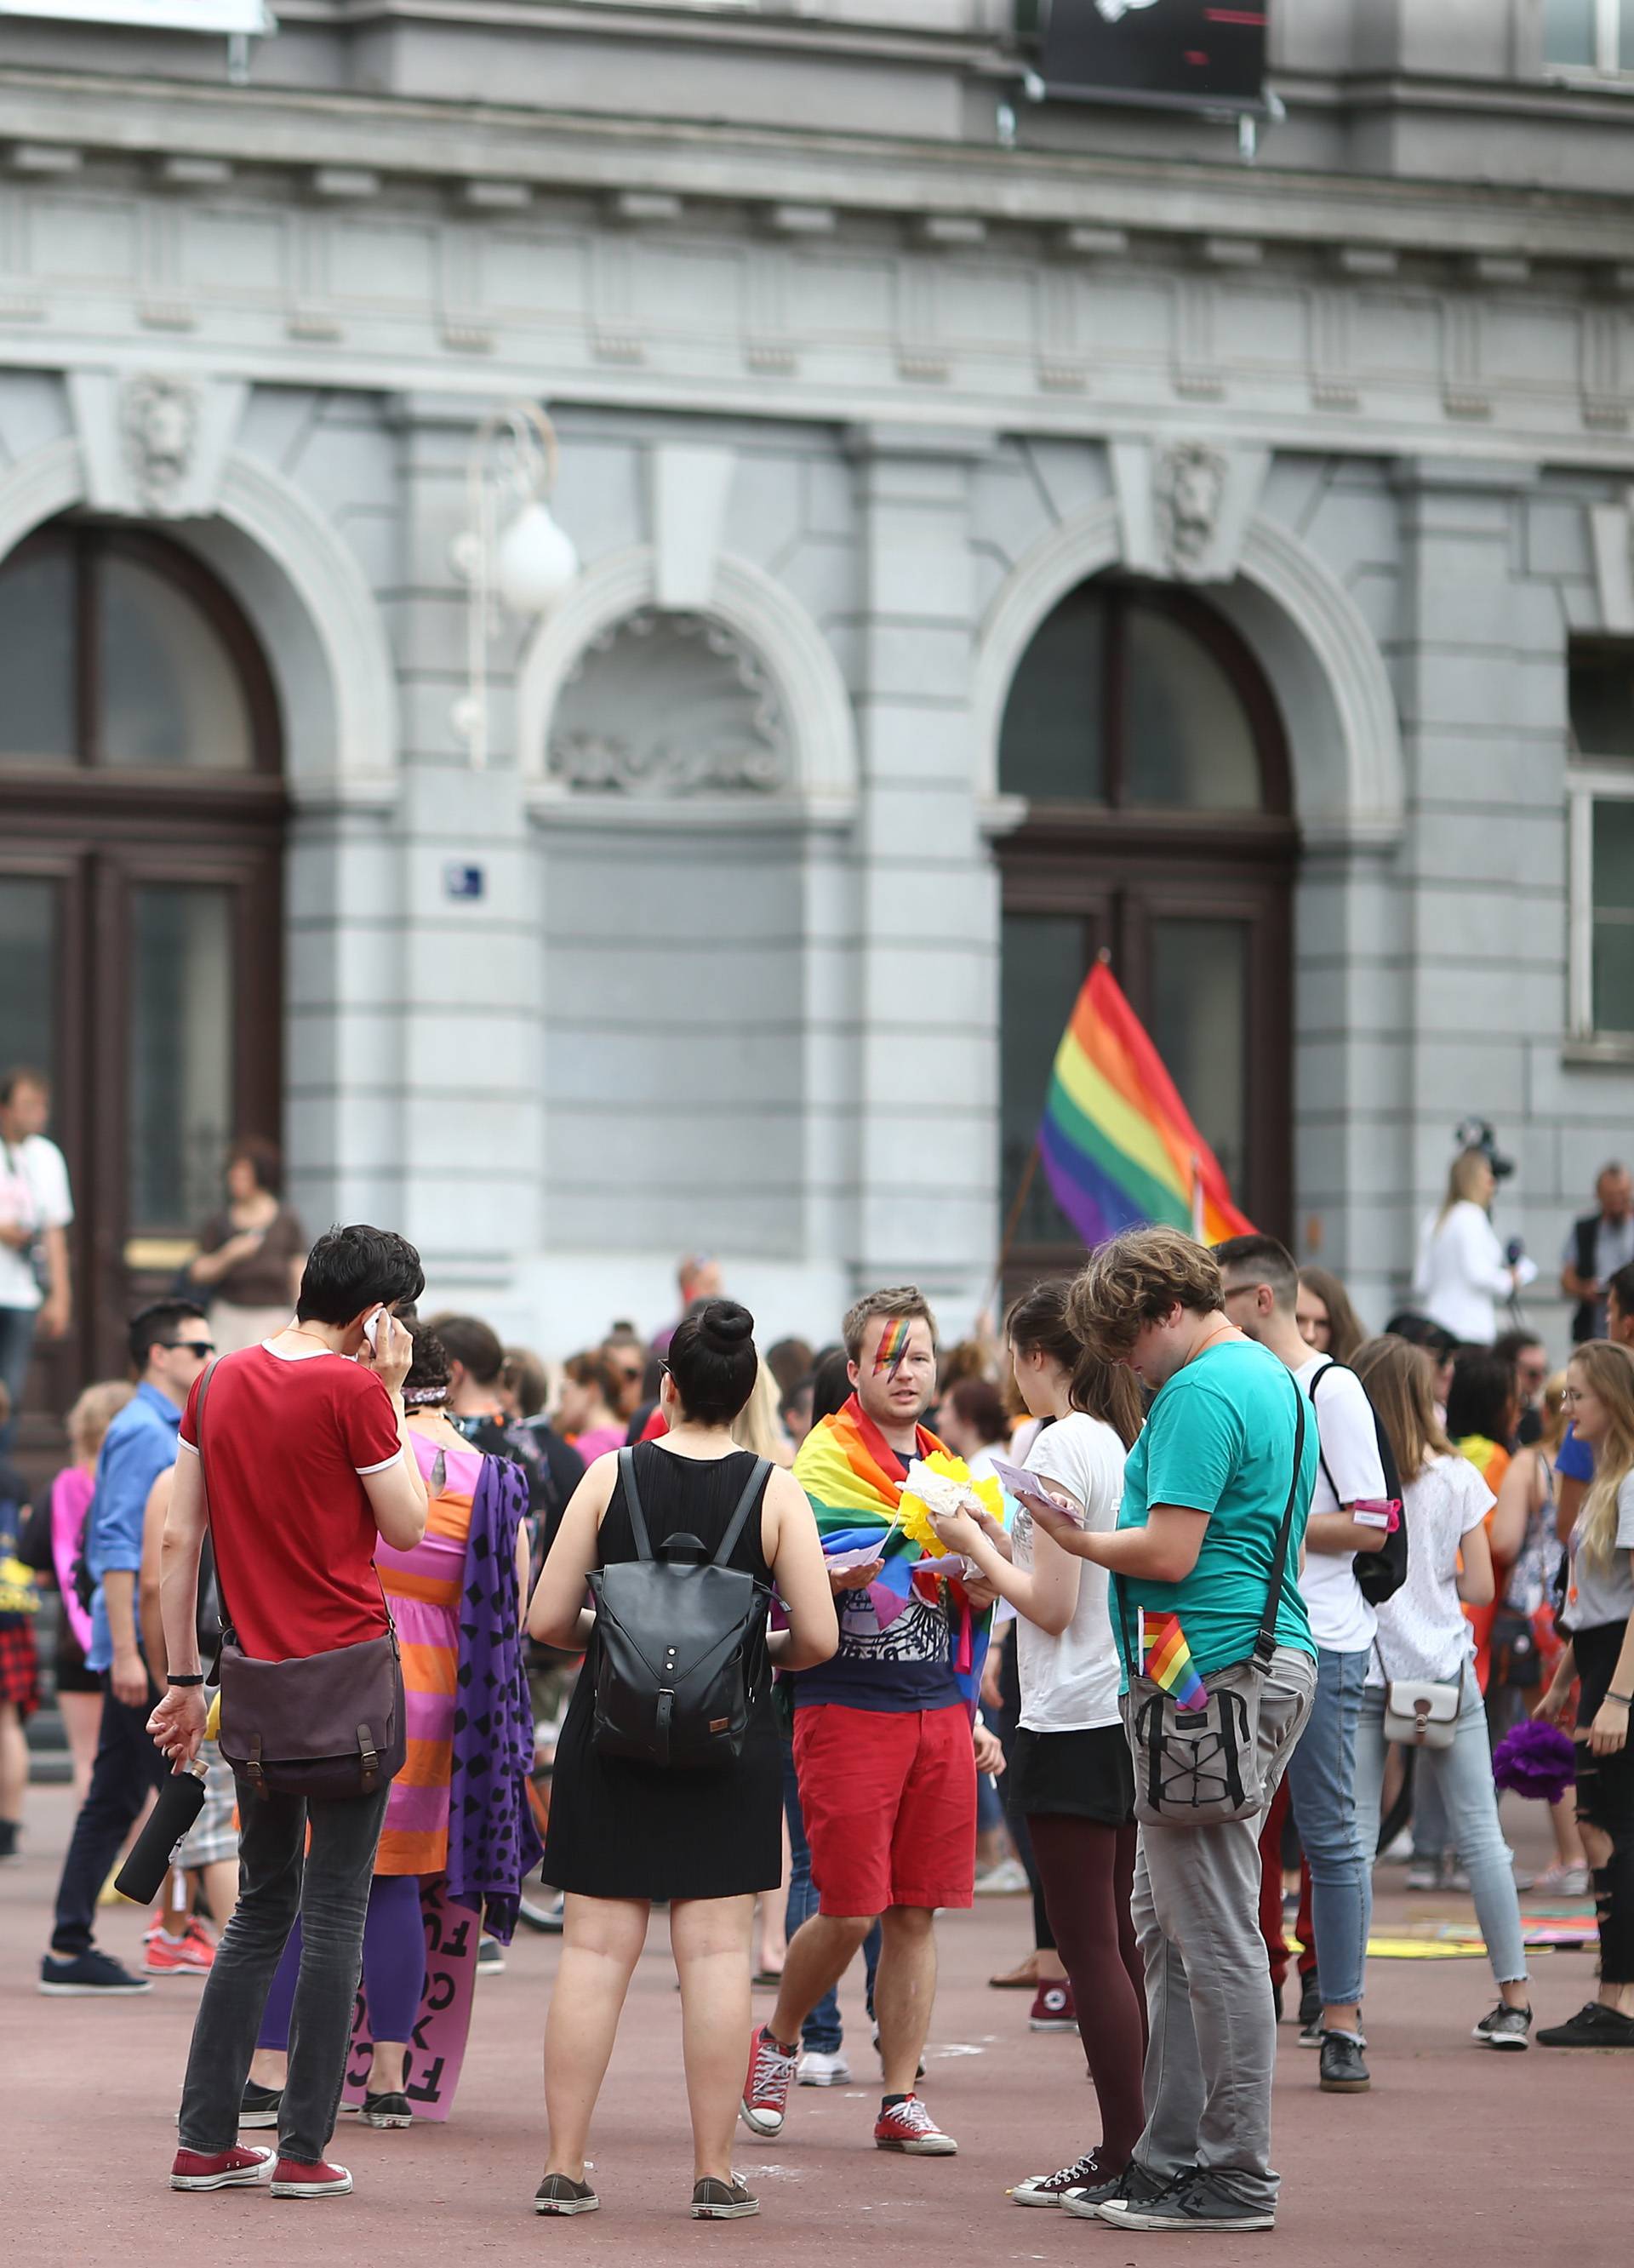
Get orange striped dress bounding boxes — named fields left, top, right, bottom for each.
left=372, top=1431, right=482, bottom=1877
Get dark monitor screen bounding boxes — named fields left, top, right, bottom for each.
left=1038, top=0, right=1268, bottom=110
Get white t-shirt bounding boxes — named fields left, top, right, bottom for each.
left=1292, top=1353, right=1386, bottom=1655
left=1367, top=1453, right=1494, bottom=1688
left=1565, top=1473, right=1634, bottom=1633
left=1014, top=1411, right=1126, bottom=1734
left=0, top=1133, right=72, bottom=1312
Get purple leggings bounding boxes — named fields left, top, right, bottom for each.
left=258, top=1873, right=426, bottom=2052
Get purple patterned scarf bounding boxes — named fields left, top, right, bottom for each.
left=445, top=1455, right=543, bottom=1945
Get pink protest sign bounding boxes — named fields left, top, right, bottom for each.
left=341, top=1877, right=479, bottom=2123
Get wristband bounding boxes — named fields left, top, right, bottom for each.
left=1607, top=1690, right=1633, bottom=1708
left=166, top=1672, right=205, bottom=1688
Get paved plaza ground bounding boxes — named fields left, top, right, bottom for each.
left=4, top=1785, right=1629, bottom=2266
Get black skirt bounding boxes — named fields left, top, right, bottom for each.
left=1008, top=1722, right=1134, bottom=1825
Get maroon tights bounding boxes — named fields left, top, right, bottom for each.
left=1026, top=1814, right=1148, bottom=2171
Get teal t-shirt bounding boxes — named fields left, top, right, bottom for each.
left=1111, top=1339, right=1317, bottom=1683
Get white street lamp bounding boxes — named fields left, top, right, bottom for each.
left=451, top=400, right=578, bottom=770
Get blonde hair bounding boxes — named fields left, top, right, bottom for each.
left=730, top=1359, right=790, bottom=1462
left=1352, top=1334, right=1450, bottom=1486
left=1438, top=1145, right=1492, bottom=1227
left=1540, top=1369, right=1569, bottom=1456
left=66, top=1380, right=135, bottom=1466
left=1571, top=1342, right=1634, bottom=1572
left=1068, top=1225, right=1222, bottom=1363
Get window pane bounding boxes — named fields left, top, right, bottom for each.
left=1001, top=911, right=1090, bottom=1248
left=99, top=554, right=254, bottom=769
left=1123, top=606, right=1261, bottom=811
left=1595, top=797, right=1634, bottom=911
left=1592, top=917, right=1634, bottom=1033
left=129, top=885, right=234, bottom=1234
left=1545, top=0, right=1597, bottom=64
left=1147, top=918, right=1249, bottom=1198
left=1569, top=645, right=1634, bottom=756
left=1620, top=0, right=1634, bottom=68
left=0, top=877, right=58, bottom=1085
left=0, top=545, right=77, bottom=763
left=997, top=586, right=1106, bottom=803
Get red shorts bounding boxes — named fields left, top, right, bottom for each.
left=792, top=1701, right=976, bottom=1917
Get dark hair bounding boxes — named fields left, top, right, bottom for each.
left=1607, top=1260, right=1634, bottom=1324
left=780, top=1371, right=816, bottom=1424
left=427, top=1311, right=504, bottom=1386
left=809, top=1345, right=852, bottom=1427
left=128, top=1298, right=208, bottom=1371
left=0, top=1065, right=49, bottom=1106
left=563, top=1347, right=623, bottom=1405
left=666, top=1298, right=759, bottom=1428
left=766, top=1336, right=815, bottom=1396
left=228, top=1135, right=283, bottom=1199
left=1493, top=1328, right=1545, bottom=1366
left=1298, top=1265, right=1366, bottom=1363
left=1007, top=1279, right=1144, bottom=1449
left=946, top=1375, right=1008, bottom=1448
left=1214, top=1232, right=1300, bottom=1311
left=296, top=1224, right=425, bottom=1326
left=1384, top=1310, right=1458, bottom=1359
left=403, top=1318, right=453, bottom=1403
left=1445, top=1347, right=1517, bottom=1445
left=502, top=1345, right=549, bottom=1420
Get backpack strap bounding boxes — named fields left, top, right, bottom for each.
left=1306, top=1358, right=1341, bottom=1506
left=1252, top=1374, right=1307, bottom=1674
left=617, top=1445, right=653, bottom=1562
left=712, top=1456, right=772, bottom=1568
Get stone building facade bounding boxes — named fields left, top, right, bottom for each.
left=3, top=0, right=1634, bottom=1412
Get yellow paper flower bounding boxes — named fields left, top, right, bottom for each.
left=896, top=1453, right=1005, bottom=1557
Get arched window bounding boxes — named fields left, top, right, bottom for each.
left=997, top=577, right=1294, bottom=1277
left=0, top=519, right=284, bottom=1443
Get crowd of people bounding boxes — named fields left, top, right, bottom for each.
left=2, top=1100, right=1633, bottom=2227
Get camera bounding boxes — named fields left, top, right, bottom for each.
left=1454, top=1116, right=1514, bottom=1182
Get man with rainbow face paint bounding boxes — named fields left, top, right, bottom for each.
left=740, top=1287, right=1004, bottom=2161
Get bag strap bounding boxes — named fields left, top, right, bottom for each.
left=1252, top=1373, right=1307, bottom=1673
left=712, top=1455, right=773, bottom=1568
left=618, top=1445, right=653, bottom=1562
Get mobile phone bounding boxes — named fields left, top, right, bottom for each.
left=363, top=1308, right=384, bottom=1352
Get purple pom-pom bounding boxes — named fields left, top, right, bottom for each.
left=1492, top=1719, right=1576, bottom=1805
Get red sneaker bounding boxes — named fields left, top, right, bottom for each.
left=1028, top=1980, right=1078, bottom=2034
left=170, top=2145, right=274, bottom=2191
left=740, top=2025, right=797, bottom=2138
left=270, top=2158, right=353, bottom=2200
left=874, top=2096, right=957, bottom=2156
left=146, top=1930, right=214, bottom=1978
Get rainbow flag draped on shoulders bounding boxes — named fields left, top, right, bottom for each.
left=1039, top=957, right=1253, bottom=1249
left=792, top=1394, right=994, bottom=1715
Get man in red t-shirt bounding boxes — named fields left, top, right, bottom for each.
left=146, top=1224, right=430, bottom=2202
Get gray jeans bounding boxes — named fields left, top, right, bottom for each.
left=1130, top=1647, right=1316, bottom=2212
left=177, top=1774, right=390, bottom=2165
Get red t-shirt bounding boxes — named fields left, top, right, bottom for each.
left=180, top=1343, right=403, bottom=1664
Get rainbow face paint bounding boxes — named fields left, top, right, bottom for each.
left=873, top=1317, right=912, bottom=1376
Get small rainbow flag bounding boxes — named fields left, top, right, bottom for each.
left=1038, top=958, right=1252, bottom=1249
left=1141, top=1612, right=1209, bottom=1713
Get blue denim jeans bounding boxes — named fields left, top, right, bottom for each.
left=781, top=1734, right=878, bottom=2057
left=1352, top=1672, right=1528, bottom=1986
left=1282, top=1643, right=1371, bottom=2008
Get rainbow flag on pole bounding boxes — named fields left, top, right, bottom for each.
left=1141, top=1612, right=1209, bottom=1713
left=1037, top=957, right=1253, bottom=1249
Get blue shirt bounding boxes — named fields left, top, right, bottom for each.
left=1112, top=1339, right=1317, bottom=1684
left=86, top=1380, right=182, bottom=1673
left=1556, top=1423, right=1594, bottom=1484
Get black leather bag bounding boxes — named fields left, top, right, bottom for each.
left=589, top=1447, right=772, bottom=1771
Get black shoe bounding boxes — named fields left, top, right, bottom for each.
left=534, top=2174, right=599, bottom=2215
left=1271, top=1976, right=1283, bottom=2022
left=1061, top=2161, right=1190, bottom=2220
left=1472, top=2003, right=1532, bottom=2051
left=39, top=1949, right=152, bottom=1997
left=1318, top=2031, right=1370, bottom=2093
left=1536, top=2001, right=1634, bottom=2048
left=240, top=2081, right=283, bottom=2129
left=1296, top=1971, right=1321, bottom=2033
left=1012, top=2150, right=1113, bottom=2208
left=691, top=2176, right=759, bottom=2219
left=1102, top=2170, right=1276, bottom=2233
left=362, top=2090, right=413, bottom=2128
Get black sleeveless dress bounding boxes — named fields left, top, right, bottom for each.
left=543, top=1442, right=781, bottom=1901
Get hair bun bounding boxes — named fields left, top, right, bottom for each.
left=700, top=1300, right=755, bottom=1347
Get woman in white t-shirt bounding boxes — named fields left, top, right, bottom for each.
left=1351, top=1335, right=1532, bottom=2049
left=925, top=1283, right=1146, bottom=2208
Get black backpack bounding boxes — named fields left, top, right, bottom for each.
left=1308, top=1360, right=1408, bottom=1607
left=588, top=1446, right=772, bottom=1771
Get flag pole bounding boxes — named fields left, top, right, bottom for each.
left=1191, top=1152, right=1205, bottom=1241
left=986, top=1139, right=1041, bottom=1320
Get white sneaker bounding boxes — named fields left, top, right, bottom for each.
left=797, top=2049, right=852, bottom=2087
left=974, top=1858, right=1031, bottom=1896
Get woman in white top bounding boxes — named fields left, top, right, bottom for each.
left=1413, top=1147, right=1534, bottom=1346
left=1351, top=1335, right=1532, bottom=2048
left=926, top=1283, right=1146, bottom=2208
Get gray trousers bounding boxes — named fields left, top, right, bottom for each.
left=1130, top=1646, right=1317, bottom=2211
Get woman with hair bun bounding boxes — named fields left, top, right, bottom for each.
left=528, top=1300, right=837, bottom=2222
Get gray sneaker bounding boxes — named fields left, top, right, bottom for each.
left=1472, top=2003, right=1532, bottom=2051
left=1102, top=2170, right=1275, bottom=2233
left=1062, top=2162, right=1191, bottom=2221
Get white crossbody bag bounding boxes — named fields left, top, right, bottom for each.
left=1376, top=1634, right=1463, bottom=1751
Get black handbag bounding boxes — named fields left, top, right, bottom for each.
left=589, top=1446, right=772, bottom=1771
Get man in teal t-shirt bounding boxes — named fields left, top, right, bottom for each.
left=1025, top=1226, right=1317, bottom=2237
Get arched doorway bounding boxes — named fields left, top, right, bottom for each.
left=0, top=517, right=284, bottom=1450
left=997, top=574, right=1294, bottom=1284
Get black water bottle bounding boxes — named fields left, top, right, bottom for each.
left=113, top=1762, right=209, bottom=1905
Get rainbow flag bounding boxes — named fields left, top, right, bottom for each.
left=792, top=1395, right=992, bottom=1713
left=1141, top=1612, right=1209, bottom=1712
left=1038, top=958, right=1252, bottom=1249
